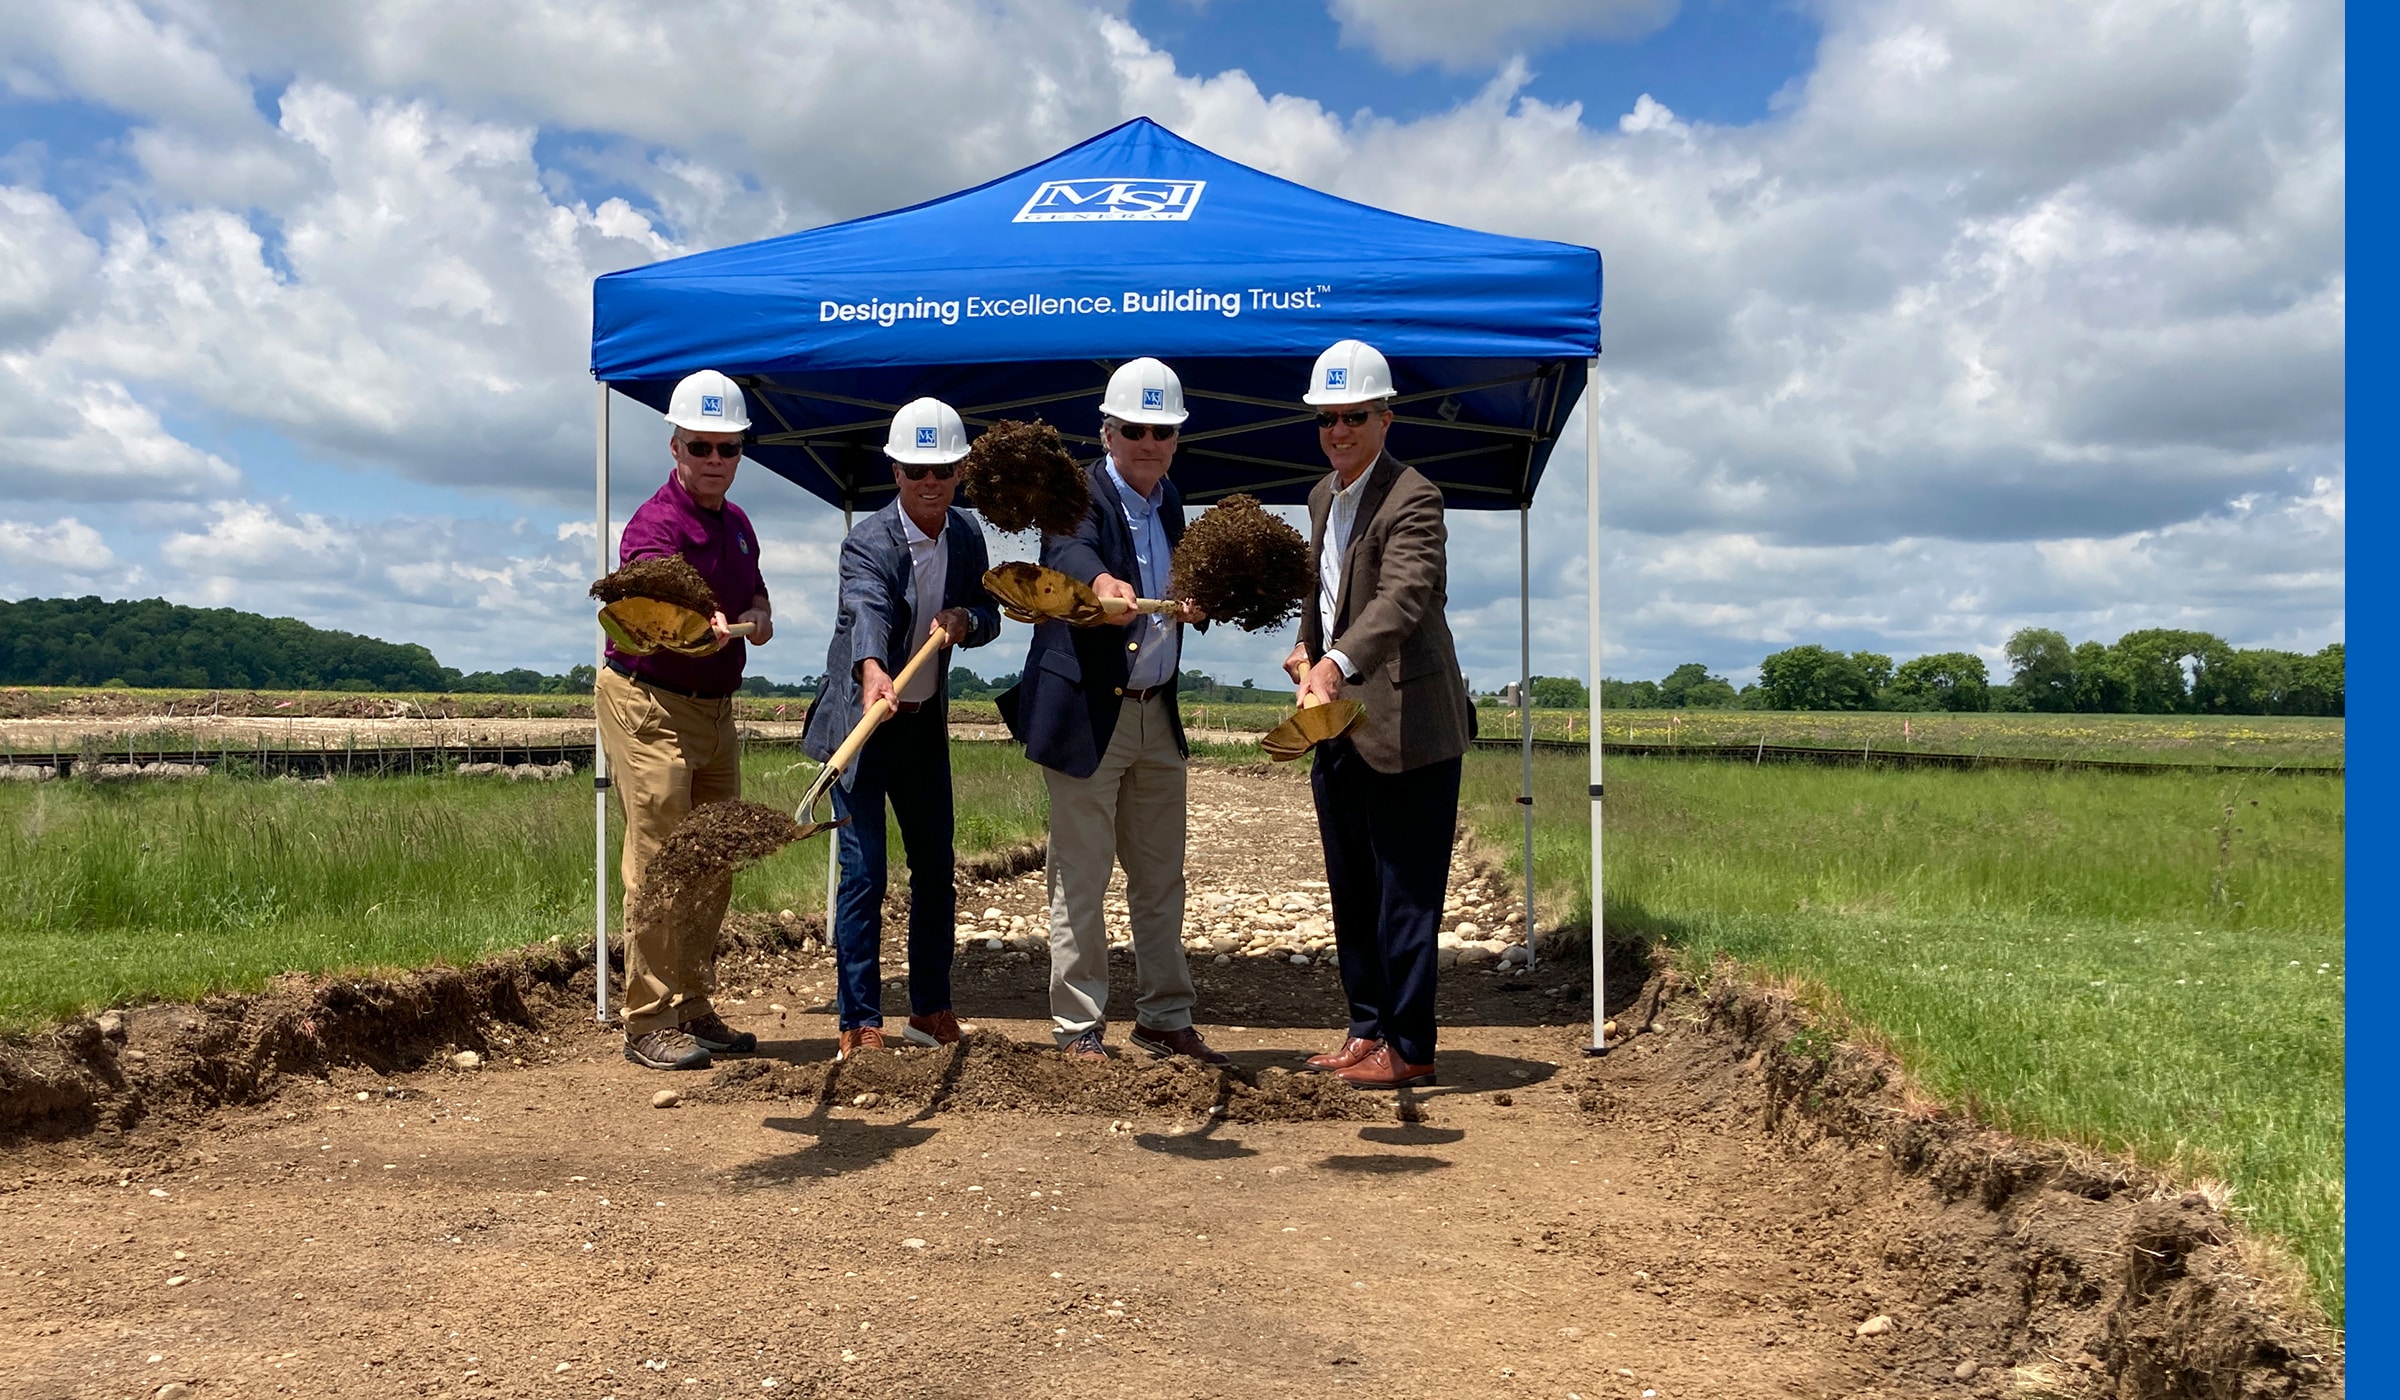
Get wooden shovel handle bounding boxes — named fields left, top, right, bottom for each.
left=1097, top=596, right=1179, bottom=617
left=821, top=630, right=948, bottom=775
left=723, top=622, right=756, bottom=638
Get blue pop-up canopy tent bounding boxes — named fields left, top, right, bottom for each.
left=584, top=117, right=1613, bottom=1048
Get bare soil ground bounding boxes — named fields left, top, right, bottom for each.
left=0, top=769, right=2338, bottom=1399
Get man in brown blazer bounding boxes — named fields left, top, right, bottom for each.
left=1281, top=339, right=1475, bottom=1089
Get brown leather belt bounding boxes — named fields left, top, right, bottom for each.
left=1114, top=684, right=1171, bottom=701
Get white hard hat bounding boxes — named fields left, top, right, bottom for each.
left=885, top=397, right=971, bottom=465
left=1302, top=339, right=1394, bottom=406
left=665, top=369, right=751, bottom=432
left=1101, top=357, right=1189, bottom=425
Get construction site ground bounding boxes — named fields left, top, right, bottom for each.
left=0, top=767, right=2335, bottom=1400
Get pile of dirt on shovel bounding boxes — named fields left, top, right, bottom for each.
left=629, top=799, right=804, bottom=930
left=590, top=554, right=720, bottom=616
left=961, top=418, right=1089, bottom=536
left=1171, top=493, right=1313, bottom=632
left=691, top=1031, right=1385, bottom=1125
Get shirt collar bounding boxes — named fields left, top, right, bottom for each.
left=900, top=508, right=943, bottom=548
left=1104, top=458, right=1163, bottom=516
left=1331, top=458, right=1375, bottom=507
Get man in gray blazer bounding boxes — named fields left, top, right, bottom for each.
left=802, top=398, right=1000, bottom=1060
left=1283, top=340, right=1474, bottom=1089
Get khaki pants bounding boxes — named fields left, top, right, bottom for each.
left=596, top=667, right=741, bottom=1035
left=1042, top=694, right=1194, bottom=1042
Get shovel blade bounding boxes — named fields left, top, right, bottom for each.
left=791, top=815, right=850, bottom=843
left=1261, top=699, right=1365, bottom=761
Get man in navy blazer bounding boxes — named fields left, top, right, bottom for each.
left=998, top=359, right=1229, bottom=1065
left=803, top=398, right=1000, bottom=1060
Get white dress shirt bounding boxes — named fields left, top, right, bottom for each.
left=1318, top=466, right=1372, bottom=681
left=898, top=509, right=948, bottom=703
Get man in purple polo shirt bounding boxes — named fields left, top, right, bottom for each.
left=597, top=369, right=776, bottom=1072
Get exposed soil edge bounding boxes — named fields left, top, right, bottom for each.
left=1629, top=962, right=2343, bottom=1396
left=0, top=945, right=587, bottom=1143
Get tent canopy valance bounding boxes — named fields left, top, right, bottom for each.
left=590, top=117, right=1601, bottom=510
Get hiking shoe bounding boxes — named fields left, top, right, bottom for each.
left=1130, top=1023, right=1231, bottom=1066
left=1061, top=1029, right=1110, bottom=1063
left=682, top=1011, right=756, bottom=1055
left=624, top=1027, right=713, bottom=1072
left=902, top=1009, right=964, bottom=1048
left=836, top=1026, right=886, bottom=1061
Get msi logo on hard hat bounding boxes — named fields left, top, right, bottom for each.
left=701, top=395, right=724, bottom=416
left=1142, top=388, right=1165, bottom=409
left=1324, top=368, right=1348, bottom=390
left=916, top=426, right=940, bottom=448
left=1015, top=178, right=1207, bottom=223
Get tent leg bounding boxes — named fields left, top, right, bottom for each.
left=826, top=504, right=853, bottom=939
left=1584, top=355, right=1606, bottom=1056
left=1518, top=504, right=1535, bottom=972
left=593, top=382, right=613, bottom=1026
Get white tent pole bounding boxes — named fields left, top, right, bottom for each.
left=1518, top=503, right=1535, bottom=972
left=1584, top=354, right=1606, bottom=1056
left=593, top=381, right=613, bottom=1025
left=826, top=502, right=853, bottom=937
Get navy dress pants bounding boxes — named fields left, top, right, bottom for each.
left=1309, top=737, right=1462, bottom=1066
left=828, top=705, right=955, bottom=1031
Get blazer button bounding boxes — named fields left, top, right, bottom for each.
left=1127, top=641, right=1140, bottom=652
left=1114, top=687, right=1125, bottom=696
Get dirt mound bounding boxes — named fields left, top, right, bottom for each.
left=1171, top=494, right=1312, bottom=632
left=961, top=418, right=1089, bottom=535
left=589, top=554, right=719, bottom=616
left=1562, top=967, right=2341, bottom=1398
left=0, top=948, right=583, bottom=1141
left=691, top=1030, right=1384, bottom=1124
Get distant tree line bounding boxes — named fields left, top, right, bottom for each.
left=1, top=597, right=459, bottom=692
left=1593, top=630, right=2342, bottom=716
left=3, top=597, right=692, bottom=696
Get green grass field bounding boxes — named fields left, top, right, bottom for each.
left=0, top=744, right=1048, bottom=1034
left=1462, top=753, right=2344, bottom=1319
left=1590, top=708, right=2344, bottom=767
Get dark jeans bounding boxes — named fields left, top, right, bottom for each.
left=1309, top=738, right=1461, bottom=1066
left=828, top=705, right=955, bottom=1030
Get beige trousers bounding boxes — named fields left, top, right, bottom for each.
left=1042, top=694, right=1194, bottom=1042
left=595, top=667, right=741, bottom=1035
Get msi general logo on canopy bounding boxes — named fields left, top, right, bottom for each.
left=1014, top=179, right=1207, bottom=223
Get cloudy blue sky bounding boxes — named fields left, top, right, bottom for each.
left=0, top=0, right=2344, bottom=691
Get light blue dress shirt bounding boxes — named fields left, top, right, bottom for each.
left=1105, top=459, right=1178, bottom=691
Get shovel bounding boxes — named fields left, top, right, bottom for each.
left=982, top=562, right=1178, bottom=627
left=791, top=628, right=950, bottom=841
left=1261, top=690, right=1366, bottom=762
left=598, top=596, right=757, bottom=657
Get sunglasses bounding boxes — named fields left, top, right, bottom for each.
left=899, top=462, right=959, bottom=481
left=1315, top=409, right=1380, bottom=429
left=679, top=438, right=745, bottom=459
left=1109, top=421, right=1176, bottom=441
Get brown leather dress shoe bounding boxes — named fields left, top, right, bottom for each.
left=1305, top=1036, right=1380, bottom=1071
left=836, top=1026, right=885, bottom=1061
left=1335, top=1044, right=1437, bottom=1089
left=902, top=1010, right=963, bottom=1047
